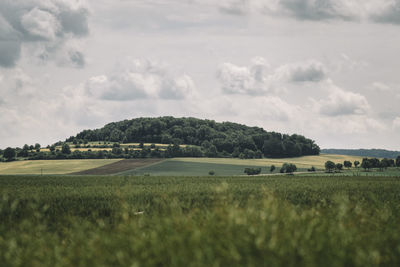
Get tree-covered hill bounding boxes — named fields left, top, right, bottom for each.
left=66, top=117, right=320, bottom=158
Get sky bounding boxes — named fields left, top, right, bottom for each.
left=1, top=0, right=400, bottom=150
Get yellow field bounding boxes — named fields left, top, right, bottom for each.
left=0, top=159, right=121, bottom=175
left=172, top=154, right=365, bottom=169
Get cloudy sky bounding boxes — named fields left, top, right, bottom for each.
left=1, top=0, right=400, bottom=150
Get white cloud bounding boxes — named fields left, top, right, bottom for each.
left=85, top=59, right=197, bottom=101
left=217, top=58, right=325, bottom=95
left=0, top=0, right=89, bottom=68
left=370, top=82, right=391, bottom=92
left=21, top=8, right=61, bottom=41
left=393, top=117, right=400, bottom=130
left=314, top=81, right=370, bottom=116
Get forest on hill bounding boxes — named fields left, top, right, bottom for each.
left=66, top=117, right=320, bottom=158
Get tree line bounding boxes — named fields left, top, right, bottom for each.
left=325, top=157, right=400, bottom=172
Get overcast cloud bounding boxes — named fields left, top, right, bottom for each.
left=0, top=0, right=400, bottom=150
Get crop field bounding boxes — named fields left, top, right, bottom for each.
left=0, top=159, right=121, bottom=175
left=0, top=154, right=373, bottom=176
left=1, top=174, right=400, bottom=266
left=73, top=158, right=164, bottom=175
left=172, top=154, right=365, bottom=169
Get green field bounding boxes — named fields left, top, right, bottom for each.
left=1, top=174, right=400, bottom=266
left=121, top=160, right=278, bottom=176
left=0, top=154, right=365, bottom=176
left=121, top=154, right=365, bottom=176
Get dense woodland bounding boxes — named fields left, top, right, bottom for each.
left=67, top=117, right=320, bottom=158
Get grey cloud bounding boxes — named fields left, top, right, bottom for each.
left=219, top=0, right=249, bottom=15
left=371, top=2, right=400, bottom=24
left=68, top=49, right=85, bottom=68
left=279, top=0, right=349, bottom=21
left=281, top=61, right=326, bottom=82
left=0, top=0, right=89, bottom=68
left=213, top=0, right=400, bottom=25
left=0, top=40, right=21, bottom=68
left=60, top=8, right=89, bottom=36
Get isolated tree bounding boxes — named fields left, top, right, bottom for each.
left=280, top=163, right=297, bottom=174
left=286, top=164, right=297, bottom=174
left=270, top=165, right=276, bottom=173
left=325, top=161, right=335, bottom=173
left=244, top=168, right=261, bottom=175
left=61, top=143, right=71, bottom=154
left=354, top=160, right=360, bottom=168
left=396, top=156, right=400, bottom=167
left=3, top=147, right=16, bottom=161
left=308, top=166, right=316, bottom=172
left=344, top=161, right=352, bottom=169
left=336, top=163, right=343, bottom=172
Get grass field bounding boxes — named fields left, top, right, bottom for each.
left=0, top=159, right=121, bottom=175
left=0, top=154, right=374, bottom=176
left=122, top=154, right=365, bottom=176
left=1, top=174, right=400, bottom=266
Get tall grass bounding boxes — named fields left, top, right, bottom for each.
left=1, top=175, right=400, bottom=266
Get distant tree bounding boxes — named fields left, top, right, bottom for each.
left=209, top=170, right=215, bottom=176
left=280, top=163, right=297, bottom=174
left=139, top=142, right=144, bottom=149
left=361, top=158, right=372, bottom=171
left=286, top=164, right=297, bottom=174
left=354, top=160, right=360, bottom=168
left=61, top=143, right=71, bottom=154
left=29, top=145, right=34, bottom=150
left=244, top=168, right=261, bottom=175
left=325, top=161, right=335, bottom=173
left=344, top=161, right=352, bottom=169
left=336, top=163, right=343, bottom=172
left=34, top=143, right=41, bottom=152
left=380, top=158, right=392, bottom=170
left=308, top=166, right=316, bottom=172
left=270, top=165, right=276, bottom=173
left=396, top=156, right=400, bottom=167
left=3, top=147, right=16, bottom=161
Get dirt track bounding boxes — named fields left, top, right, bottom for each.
left=70, top=159, right=164, bottom=175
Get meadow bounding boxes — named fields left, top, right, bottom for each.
left=0, top=154, right=365, bottom=176
left=1, top=174, right=400, bottom=266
